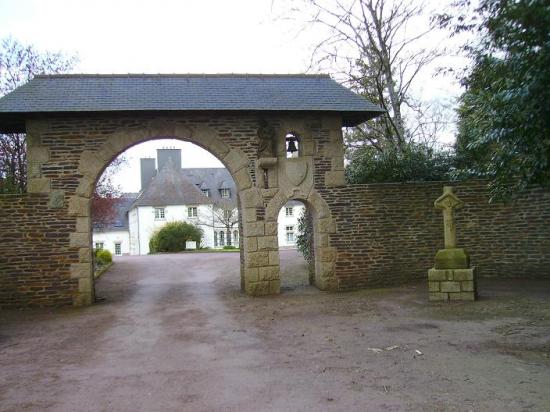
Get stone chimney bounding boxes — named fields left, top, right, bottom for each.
left=140, top=158, right=156, bottom=191
left=157, top=148, right=182, bottom=172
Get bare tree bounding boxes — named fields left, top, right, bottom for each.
left=92, top=155, right=128, bottom=229
left=200, top=200, right=239, bottom=247
left=0, top=37, right=77, bottom=193
left=288, top=0, right=444, bottom=153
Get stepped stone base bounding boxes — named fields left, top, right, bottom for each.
left=428, top=267, right=477, bottom=301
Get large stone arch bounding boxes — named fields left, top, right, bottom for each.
left=66, top=121, right=262, bottom=305
left=264, top=186, right=337, bottom=291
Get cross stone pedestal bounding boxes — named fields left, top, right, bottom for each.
left=429, top=186, right=477, bottom=302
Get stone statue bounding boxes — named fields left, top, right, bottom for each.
left=256, top=120, right=276, bottom=158
left=428, top=186, right=477, bottom=301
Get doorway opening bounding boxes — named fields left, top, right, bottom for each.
left=276, top=200, right=313, bottom=290
left=91, top=138, right=241, bottom=301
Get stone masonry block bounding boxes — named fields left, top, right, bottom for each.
left=454, top=269, right=474, bottom=281
left=245, top=280, right=271, bottom=296
left=70, top=232, right=89, bottom=248
left=428, top=268, right=447, bottom=281
left=440, top=281, right=461, bottom=293
left=244, top=221, right=264, bottom=237
left=73, top=292, right=93, bottom=307
left=48, top=190, right=65, bottom=209
left=257, top=236, right=278, bottom=251
left=449, top=293, right=463, bottom=301
left=429, top=292, right=449, bottom=301
left=79, top=247, right=92, bottom=263
left=27, top=162, right=42, bottom=178
left=325, top=170, right=345, bottom=187
left=320, top=247, right=337, bottom=263
left=240, top=188, right=262, bottom=208
left=78, top=150, right=108, bottom=177
left=265, top=222, right=278, bottom=236
left=71, top=263, right=91, bottom=279
left=268, top=251, right=279, bottom=266
left=245, top=251, right=269, bottom=268
left=460, top=292, right=476, bottom=301
left=78, top=277, right=93, bottom=293
left=244, top=268, right=259, bottom=283
left=243, top=237, right=258, bottom=252
left=76, top=217, right=91, bottom=233
left=27, top=177, right=51, bottom=193
left=68, top=196, right=90, bottom=217
left=242, top=207, right=257, bottom=223
left=268, top=279, right=281, bottom=294
left=223, top=149, right=250, bottom=173
left=234, top=167, right=252, bottom=190
left=259, top=266, right=279, bottom=281
left=429, top=282, right=440, bottom=292
left=27, top=147, right=49, bottom=163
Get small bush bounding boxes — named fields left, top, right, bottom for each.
left=223, top=245, right=237, bottom=250
left=149, top=221, right=203, bottom=253
left=96, top=249, right=112, bottom=266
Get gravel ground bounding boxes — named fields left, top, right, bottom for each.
left=1, top=250, right=549, bottom=412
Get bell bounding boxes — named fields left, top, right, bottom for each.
left=286, top=137, right=298, bottom=153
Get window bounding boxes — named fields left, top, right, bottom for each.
left=188, top=207, right=197, bottom=218
left=220, top=188, right=230, bottom=198
left=285, top=225, right=295, bottom=243
left=285, top=207, right=293, bottom=216
left=219, top=231, right=225, bottom=246
left=201, top=189, right=209, bottom=197
left=233, top=230, right=239, bottom=244
left=114, top=242, right=122, bottom=256
left=214, top=231, right=218, bottom=247
left=95, top=242, right=104, bottom=250
left=154, top=207, right=165, bottom=220
left=223, top=209, right=232, bottom=219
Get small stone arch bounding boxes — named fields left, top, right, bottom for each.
left=67, top=121, right=258, bottom=304
left=265, top=187, right=337, bottom=290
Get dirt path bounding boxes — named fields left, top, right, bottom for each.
left=1, top=251, right=549, bottom=411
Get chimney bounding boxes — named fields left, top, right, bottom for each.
left=157, top=148, right=182, bottom=171
left=140, top=158, right=156, bottom=190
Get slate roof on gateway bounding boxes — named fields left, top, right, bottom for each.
left=0, top=74, right=384, bottom=132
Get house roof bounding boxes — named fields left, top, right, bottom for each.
left=131, top=158, right=213, bottom=208
left=181, top=167, right=237, bottom=205
left=0, top=73, right=384, bottom=132
left=93, top=193, right=138, bottom=232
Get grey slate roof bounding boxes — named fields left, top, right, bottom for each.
left=131, top=159, right=214, bottom=208
left=0, top=74, right=384, bottom=132
left=181, top=168, right=237, bottom=205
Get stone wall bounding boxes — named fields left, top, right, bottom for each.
left=0, top=194, right=79, bottom=308
left=324, top=181, right=550, bottom=289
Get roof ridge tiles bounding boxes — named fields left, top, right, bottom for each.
left=34, top=73, right=332, bottom=79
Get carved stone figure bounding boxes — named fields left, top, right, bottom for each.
left=256, top=120, right=276, bottom=158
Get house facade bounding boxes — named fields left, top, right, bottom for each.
left=93, top=148, right=303, bottom=255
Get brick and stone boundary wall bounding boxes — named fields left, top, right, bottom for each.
left=0, top=194, right=78, bottom=308
left=324, top=181, right=550, bottom=290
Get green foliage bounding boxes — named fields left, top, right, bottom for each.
left=345, top=143, right=455, bottom=184
left=453, top=0, right=550, bottom=199
left=296, top=208, right=313, bottom=263
left=149, top=221, right=202, bottom=253
left=223, top=245, right=237, bottom=250
left=95, top=249, right=112, bottom=266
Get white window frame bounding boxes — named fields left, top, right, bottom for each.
left=188, top=206, right=198, bottom=218
left=220, top=188, right=230, bottom=198
left=285, top=207, right=293, bottom=216
left=114, top=242, right=122, bottom=256
left=219, top=231, right=225, bottom=246
left=95, top=242, right=104, bottom=250
left=201, top=189, right=209, bottom=197
left=285, top=225, right=295, bottom=243
left=154, top=207, right=165, bottom=220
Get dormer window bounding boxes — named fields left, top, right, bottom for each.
left=220, top=188, right=230, bottom=198
left=201, top=189, right=210, bottom=197
left=285, top=132, right=300, bottom=158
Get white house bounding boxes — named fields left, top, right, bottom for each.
left=93, top=148, right=303, bottom=256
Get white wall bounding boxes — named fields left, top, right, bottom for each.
left=92, top=230, right=130, bottom=256
left=277, top=202, right=305, bottom=248
left=130, top=204, right=239, bottom=255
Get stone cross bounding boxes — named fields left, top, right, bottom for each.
left=434, top=186, right=464, bottom=249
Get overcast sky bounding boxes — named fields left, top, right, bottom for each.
left=0, top=0, right=462, bottom=192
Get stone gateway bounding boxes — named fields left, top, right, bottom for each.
left=0, top=74, right=549, bottom=308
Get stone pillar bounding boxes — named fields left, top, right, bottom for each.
left=428, top=186, right=477, bottom=301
